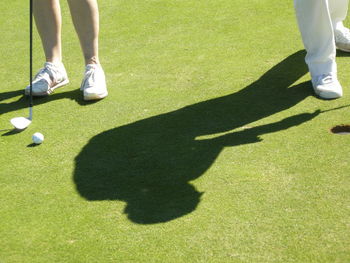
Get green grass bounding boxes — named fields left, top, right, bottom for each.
left=1, top=0, right=350, bottom=262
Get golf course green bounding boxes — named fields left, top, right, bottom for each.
left=1, top=0, right=349, bottom=262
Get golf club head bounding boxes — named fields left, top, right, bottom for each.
left=10, top=117, right=32, bottom=130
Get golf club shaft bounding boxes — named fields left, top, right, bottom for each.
left=29, top=0, right=33, bottom=118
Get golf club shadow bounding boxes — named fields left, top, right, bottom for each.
left=74, top=50, right=318, bottom=225
left=2, top=129, right=24, bottom=136
left=0, top=90, right=23, bottom=102
left=30, top=89, right=99, bottom=106
left=26, top=88, right=88, bottom=106
left=0, top=87, right=96, bottom=117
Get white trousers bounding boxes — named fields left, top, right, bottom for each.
left=294, top=0, right=349, bottom=78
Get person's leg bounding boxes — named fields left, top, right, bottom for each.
left=330, top=0, right=349, bottom=30
left=24, top=0, right=68, bottom=96
left=294, top=0, right=342, bottom=99
left=330, top=0, right=350, bottom=51
left=34, top=0, right=62, bottom=63
left=294, top=0, right=336, bottom=77
left=67, top=0, right=107, bottom=100
left=67, top=0, right=100, bottom=65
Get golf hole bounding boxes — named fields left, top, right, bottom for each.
left=330, top=124, right=350, bottom=135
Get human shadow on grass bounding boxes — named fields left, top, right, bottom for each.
left=73, top=50, right=322, bottom=224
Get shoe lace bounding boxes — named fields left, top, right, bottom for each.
left=34, top=67, right=49, bottom=80
left=33, top=65, right=59, bottom=85
left=317, top=74, right=333, bottom=84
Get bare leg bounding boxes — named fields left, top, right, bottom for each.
left=33, top=0, right=62, bottom=63
left=67, top=0, right=100, bottom=65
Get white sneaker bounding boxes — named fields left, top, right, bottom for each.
left=311, top=73, right=343, bottom=99
left=335, top=27, right=350, bottom=52
left=25, top=62, right=69, bottom=96
left=80, top=64, right=108, bottom=101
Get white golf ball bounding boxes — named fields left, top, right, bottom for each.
left=32, top=132, right=44, bottom=144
